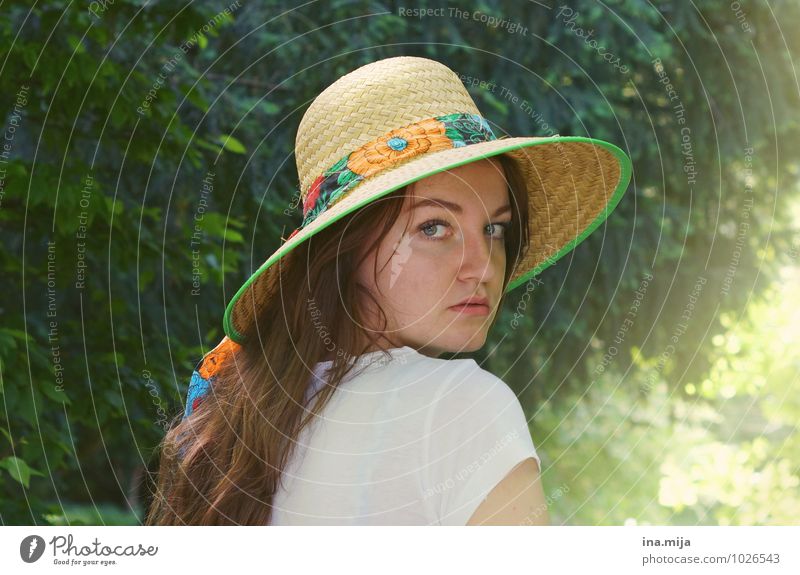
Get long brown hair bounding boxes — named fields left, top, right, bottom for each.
left=145, top=154, right=530, bottom=525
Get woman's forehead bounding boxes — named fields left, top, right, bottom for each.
left=404, top=159, right=509, bottom=210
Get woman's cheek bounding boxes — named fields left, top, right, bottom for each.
left=492, top=245, right=506, bottom=265
left=411, top=240, right=460, bottom=264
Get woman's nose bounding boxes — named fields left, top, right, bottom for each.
left=457, top=227, right=500, bottom=283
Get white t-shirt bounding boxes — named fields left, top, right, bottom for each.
left=269, top=345, right=541, bottom=525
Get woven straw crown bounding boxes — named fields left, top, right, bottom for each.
left=295, top=57, right=482, bottom=200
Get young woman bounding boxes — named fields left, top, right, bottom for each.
left=146, top=56, right=631, bottom=526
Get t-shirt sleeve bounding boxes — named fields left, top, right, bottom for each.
left=422, top=360, right=541, bottom=526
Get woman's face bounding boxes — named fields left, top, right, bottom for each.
left=355, top=157, right=511, bottom=357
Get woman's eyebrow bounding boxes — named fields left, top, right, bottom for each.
left=411, top=198, right=511, bottom=217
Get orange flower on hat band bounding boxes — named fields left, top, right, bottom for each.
left=345, top=117, right=451, bottom=179
left=197, top=336, right=241, bottom=380
left=183, top=336, right=243, bottom=419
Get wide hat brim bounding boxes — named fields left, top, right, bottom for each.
left=224, top=135, right=632, bottom=344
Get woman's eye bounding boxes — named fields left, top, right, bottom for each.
left=419, top=219, right=450, bottom=240
left=488, top=222, right=511, bottom=240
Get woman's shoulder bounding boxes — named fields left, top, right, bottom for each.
left=394, top=351, right=516, bottom=406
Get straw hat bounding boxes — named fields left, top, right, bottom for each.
left=223, top=55, right=631, bottom=345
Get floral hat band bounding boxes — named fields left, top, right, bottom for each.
left=288, top=112, right=497, bottom=240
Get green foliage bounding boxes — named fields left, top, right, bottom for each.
left=1, top=0, right=798, bottom=524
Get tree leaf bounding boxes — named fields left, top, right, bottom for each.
left=0, top=456, right=42, bottom=488
left=218, top=134, right=246, bottom=154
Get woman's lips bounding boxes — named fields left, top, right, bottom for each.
left=448, top=303, right=490, bottom=316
